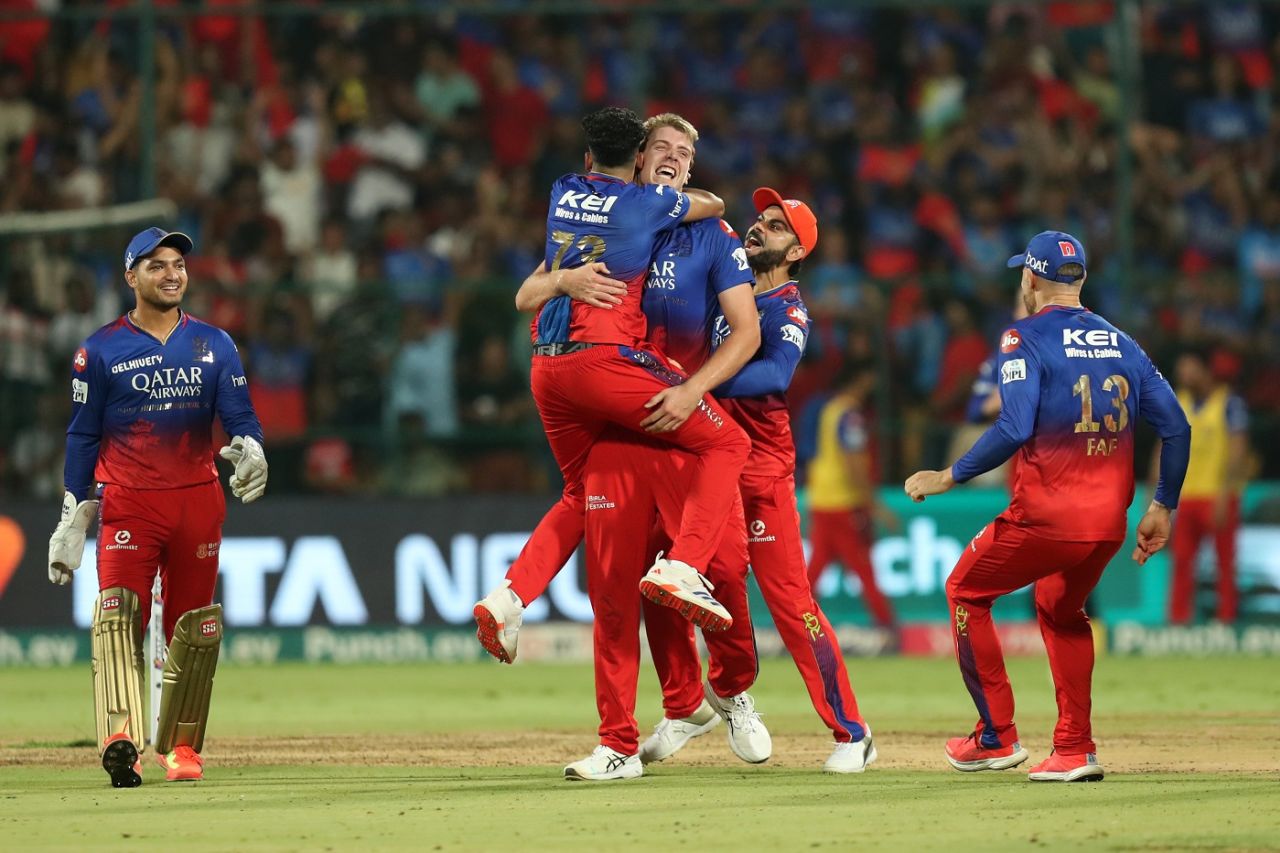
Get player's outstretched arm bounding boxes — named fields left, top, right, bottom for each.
left=683, top=188, right=725, bottom=223
left=514, top=261, right=627, bottom=313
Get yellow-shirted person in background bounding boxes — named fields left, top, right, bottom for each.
left=804, top=360, right=898, bottom=628
left=1160, top=347, right=1251, bottom=624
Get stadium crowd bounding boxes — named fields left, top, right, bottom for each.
left=1, top=2, right=1278, bottom=497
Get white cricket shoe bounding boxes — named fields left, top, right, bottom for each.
left=473, top=580, right=523, bottom=663
left=639, top=555, right=733, bottom=632
left=824, top=733, right=878, bottom=774
left=704, top=682, right=771, bottom=764
left=638, top=700, right=721, bottom=765
left=563, top=746, right=643, bottom=781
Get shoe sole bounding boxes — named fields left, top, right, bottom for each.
left=640, top=716, right=721, bottom=765
left=947, top=746, right=1029, bottom=772
left=473, top=604, right=513, bottom=664
left=639, top=579, right=732, bottom=632
left=564, top=767, right=643, bottom=781
left=102, top=738, right=141, bottom=788
left=1029, top=765, right=1105, bottom=782
left=824, top=740, right=878, bottom=774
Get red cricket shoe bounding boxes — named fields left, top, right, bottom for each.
left=1028, top=750, right=1104, bottom=782
left=945, top=732, right=1029, bottom=772
left=101, top=732, right=142, bottom=788
left=156, top=745, right=204, bottom=782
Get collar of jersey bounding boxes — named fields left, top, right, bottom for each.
left=757, top=280, right=798, bottom=298
left=1032, top=304, right=1087, bottom=317
left=585, top=171, right=626, bottom=184
left=125, top=308, right=185, bottom=344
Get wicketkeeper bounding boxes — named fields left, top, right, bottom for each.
left=47, top=227, right=266, bottom=787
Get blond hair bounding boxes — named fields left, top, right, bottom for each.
left=643, top=113, right=699, bottom=147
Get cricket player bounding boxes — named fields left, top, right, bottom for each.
left=905, top=231, right=1190, bottom=782
left=47, top=227, right=266, bottom=787
left=636, top=191, right=876, bottom=777
left=490, top=107, right=752, bottom=641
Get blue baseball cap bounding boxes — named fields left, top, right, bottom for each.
left=124, top=227, right=194, bottom=272
left=1006, top=230, right=1087, bottom=284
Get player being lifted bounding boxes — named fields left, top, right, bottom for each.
left=47, top=228, right=267, bottom=787
left=905, top=231, right=1190, bottom=782
left=473, top=107, right=756, bottom=654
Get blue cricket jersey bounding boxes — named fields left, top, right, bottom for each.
left=533, top=172, right=690, bottom=348
left=713, top=282, right=811, bottom=477
left=63, top=312, right=263, bottom=501
left=643, top=218, right=754, bottom=372
left=952, top=305, right=1190, bottom=541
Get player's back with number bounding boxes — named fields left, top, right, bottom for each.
left=997, top=306, right=1180, bottom=540
left=535, top=173, right=689, bottom=348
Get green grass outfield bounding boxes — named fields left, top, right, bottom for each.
left=1, top=656, right=1277, bottom=851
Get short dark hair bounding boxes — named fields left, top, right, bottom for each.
left=582, top=107, right=646, bottom=169
left=1058, top=262, right=1085, bottom=282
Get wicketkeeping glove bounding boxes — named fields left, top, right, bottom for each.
left=218, top=435, right=269, bottom=504
left=48, top=491, right=99, bottom=585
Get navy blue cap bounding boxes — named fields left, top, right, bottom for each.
left=124, top=227, right=194, bottom=272
left=1007, top=230, right=1086, bottom=284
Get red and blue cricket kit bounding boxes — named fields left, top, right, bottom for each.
left=644, top=282, right=868, bottom=745
left=65, top=312, right=262, bottom=641
left=506, top=175, right=749, bottom=605
left=947, top=303, right=1189, bottom=754
left=571, top=218, right=758, bottom=754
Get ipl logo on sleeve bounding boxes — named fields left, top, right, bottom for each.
left=1001, top=359, right=1026, bottom=384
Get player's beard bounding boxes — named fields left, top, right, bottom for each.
left=748, top=247, right=789, bottom=274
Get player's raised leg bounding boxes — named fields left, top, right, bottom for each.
left=473, top=372, right=601, bottom=662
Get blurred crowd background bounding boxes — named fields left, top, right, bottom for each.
left=2, top=0, right=1278, bottom=499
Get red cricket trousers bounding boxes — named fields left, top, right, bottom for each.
left=946, top=518, right=1121, bottom=754
left=806, top=508, right=896, bottom=627
left=1169, top=496, right=1239, bottom=624
left=506, top=346, right=749, bottom=605
left=583, top=435, right=755, bottom=755
left=648, top=472, right=868, bottom=743
left=96, top=480, right=225, bottom=644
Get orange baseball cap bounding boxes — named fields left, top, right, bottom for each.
left=752, top=187, right=818, bottom=254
